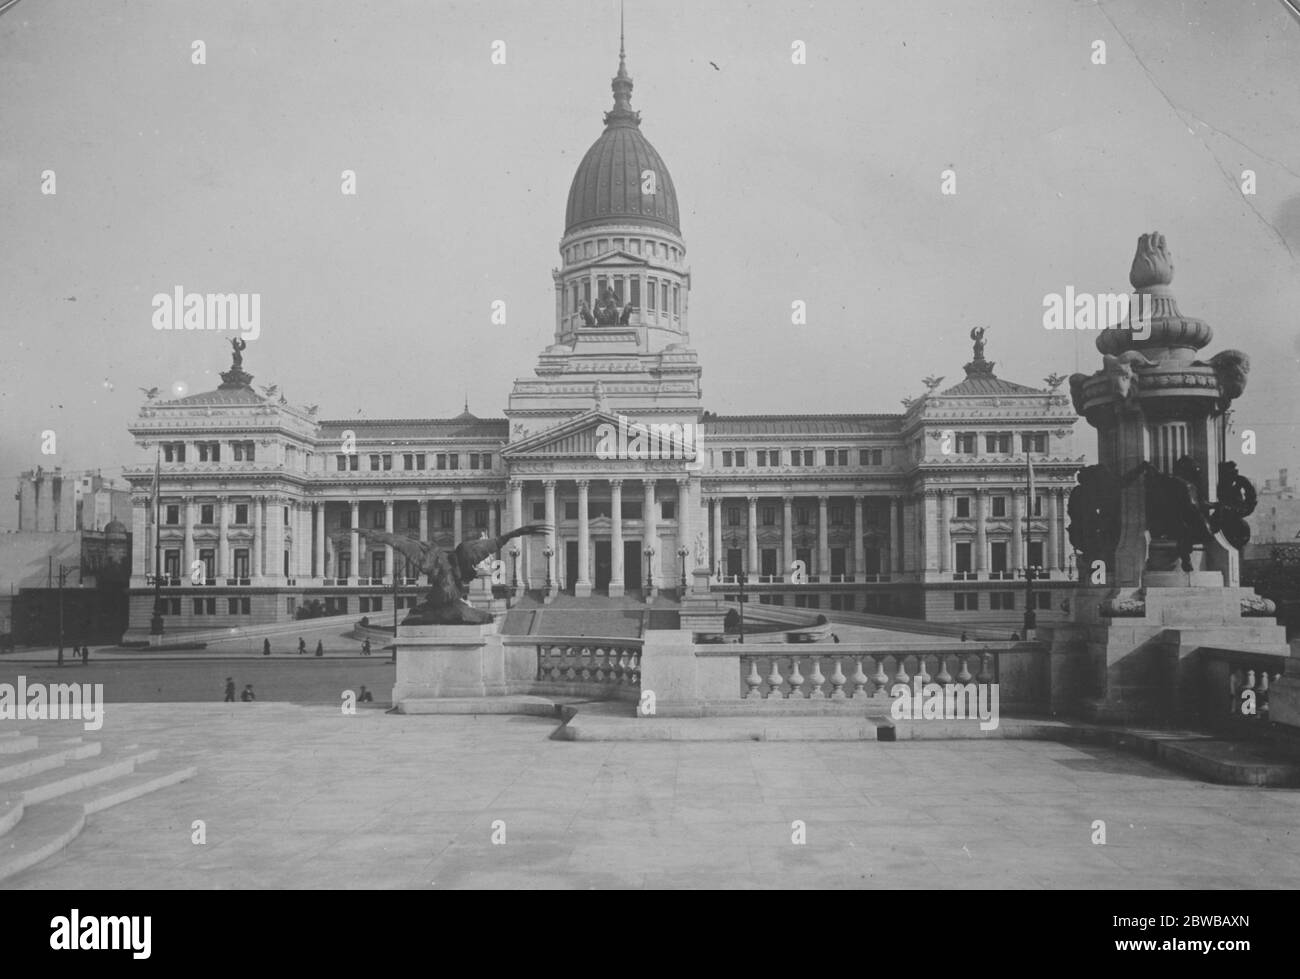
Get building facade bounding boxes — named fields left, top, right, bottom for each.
left=121, top=42, right=1084, bottom=640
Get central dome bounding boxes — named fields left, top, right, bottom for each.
left=563, top=40, right=680, bottom=237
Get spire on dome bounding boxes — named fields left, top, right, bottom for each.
left=605, top=2, right=640, bottom=128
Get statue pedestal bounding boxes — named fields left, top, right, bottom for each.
left=392, top=621, right=527, bottom=707
left=1042, top=585, right=1290, bottom=724
left=679, top=568, right=726, bottom=634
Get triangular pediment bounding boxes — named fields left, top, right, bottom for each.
left=564, top=250, right=651, bottom=275
left=503, top=409, right=624, bottom=459
left=503, top=409, right=701, bottom=462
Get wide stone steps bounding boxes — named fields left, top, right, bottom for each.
left=0, top=732, right=196, bottom=884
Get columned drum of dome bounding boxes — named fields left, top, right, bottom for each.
left=554, top=30, right=691, bottom=350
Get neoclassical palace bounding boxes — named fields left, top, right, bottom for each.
left=122, top=41, right=1084, bottom=639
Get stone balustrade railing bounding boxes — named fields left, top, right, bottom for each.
left=738, top=649, right=997, bottom=701
left=1200, top=648, right=1287, bottom=724
left=535, top=640, right=642, bottom=687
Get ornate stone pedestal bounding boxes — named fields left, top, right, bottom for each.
left=391, top=621, right=528, bottom=707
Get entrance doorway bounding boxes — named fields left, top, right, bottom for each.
left=623, top=540, right=642, bottom=591
left=595, top=541, right=612, bottom=592
left=565, top=541, right=579, bottom=593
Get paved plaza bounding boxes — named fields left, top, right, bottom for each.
left=4, top=700, right=1299, bottom=889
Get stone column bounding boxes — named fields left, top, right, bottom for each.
left=251, top=497, right=264, bottom=579
left=267, top=496, right=284, bottom=580
left=575, top=479, right=591, bottom=596
left=1011, top=488, right=1024, bottom=574
left=675, top=478, right=691, bottom=591
left=711, top=496, right=723, bottom=577
left=643, top=478, right=658, bottom=589
left=747, top=496, right=759, bottom=575
left=920, top=490, right=939, bottom=573
left=217, top=496, right=228, bottom=578
left=817, top=496, right=830, bottom=578
left=889, top=496, right=901, bottom=574
left=543, top=480, right=557, bottom=590
left=131, top=497, right=148, bottom=583
left=489, top=499, right=499, bottom=538
left=182, top=496, right=194, bottom=576
left=853, top=496, right=866, bottom=578
left=1047, top=487, right=1060, bottom=573
left=938, top=490, right=950, bottom=574
left=975, top=488, right=987, bottom=575
left=775, top=496, right=790, bottom=578
left=1057, top=488, right=1070, bottom=572
left=314, top=503, right=325, bottom=579
left=384, top=499, right=395, bottom=581
left=610, top=479, right=625, bottom=597
left=453, top=499, right=463, bottom=543
left=509, top=480, right=525, bottom=592
left=419, top=497, right=429, bottom=542
left=350, top=500, right=360, bottom=583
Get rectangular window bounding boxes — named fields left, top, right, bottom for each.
left=372, top=510, right=384, bottom=529
left=956, top=434, right=977, bottom=455
left=830, top=506, right=846, bottom=526
left=235, top=504, right=248, bottom=524
left=955, top=497, right=971, bottom=519
left=647, top=278, right=657, bottom=311
left=1033, top=495, right=1043, bottom=517
left=233, top=550, right=249, bottom=578
left=370, top=454, right=381, bottom=471
left=1028, top=540, right=1045, bottom=570
left=336, top=455, right=347, bottom=471
left=838, top=449, right=848, bottom=466
left=406, top=510, right=420, bottom=530
left=661, top=282, right=668, bottom=312
left=621, top=501, right=642, bottom=520
left=436, top=454, right=447, bottom=470
left=448, top=454, right=459, bottom=469
left=1021, top=432, right=1048, bottom=454
left=756, top=450, right=766, bottom=467
left=734, top=450, right=746, bottom=467
left=480, top=453, right=491, bottom=470
left=672, top=285, right=680, bottom=315
left=762, top=507, right=776, bottom=526
left=722, top=450, right=733, bottom=467
left=564, top=502, right=578, bottom=520
left=438, top=508, right=454, bottom=528
left=991, top=496, right=1007, bottom=518
left=661, top=501, right=675, bottom=520
left=796, top=507, right=810, bottom=525
left=803, top=450, right=814, bottom=466
left=790, top=450, right=801, bottom=466
left=954, top=592, right=979, bottom=611
left=165, top=505, right=179, bottom=525
left=416, top=453, right=426, bottom=469
left=163, top=443, right=174, bottom=463
left=825, top=449, right=835, bottom=467
left=194, top=598, right=206, bottom=615
left=955, top=542, right=972, bottom=573
left=727, top=508, right=741, bottom=527
left=403, top=454, right=414, bottom=470
left=630, top=278, right=640, bottom=309
left=200, top=504, right=214, bottom=524
left=770, top=449, right=781, bottom=467
left=473, top=509, right=488, bottom=529
left=532, top=501, right=545, bottom=521
left=382, top=454, right=392, bottom=470
left=990, top=592, right=1016, bottom=610
left=990, top=541, right=1008, bottom=573
left=1036, top=591, right=1052, bottom=610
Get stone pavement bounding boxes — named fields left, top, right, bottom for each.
left=3, top=703, right=1299, bottom=889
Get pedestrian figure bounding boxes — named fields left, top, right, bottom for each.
left=81, top=644, right=89, bottom=665
left=224, top=677, right=236, bottom=702
left=358, top=685, right=374, bottom=703
left=1010, top=631, right=1021, bottom=641
left=240, top=683, right=256, bottom=702
left=960, top=631, right=969, bottom=642
left=362, top=639, right=371, bottom=656
left=263, top=638, right=271, bottom=656
left=315, top=639, right=324, bottom=657
left=298, top=637, right=306, bottom=655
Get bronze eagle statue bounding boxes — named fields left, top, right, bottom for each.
left=335, top=522, right=551, bottom=624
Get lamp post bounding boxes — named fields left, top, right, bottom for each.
left=737, top=569, right=748, bottom=643
left=542, top=545, right=554, bottom=600
left=55, top=562, right=80, bottom=666
left=644, top=545, right=656, bottom=604
left=677, top=545, right=689, bottom=599
left=508, top=543, right=520, bottom=599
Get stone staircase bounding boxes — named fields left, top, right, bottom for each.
left=0, top=730, right=196, bottom=884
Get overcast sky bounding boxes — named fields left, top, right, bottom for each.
left=3, top=0, right=1299, bottom=527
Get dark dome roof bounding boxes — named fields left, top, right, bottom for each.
left=564, top=44, right=680, bottom=237
left=104, top=518, right=128, bottom=535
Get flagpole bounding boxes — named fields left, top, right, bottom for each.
left=1023, top=450, right=1036, bottom=640
left=150, top=445, right=164, bottom=638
